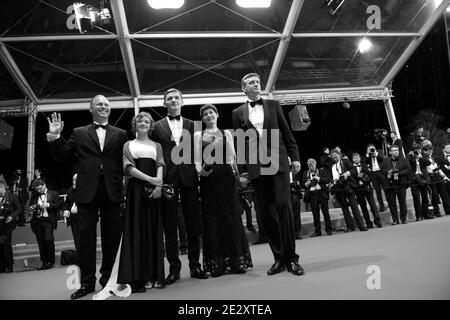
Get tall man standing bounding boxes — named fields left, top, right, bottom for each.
left=232, top=73, right=304, bottom=276
left=152, top=88, right=207, bottom=285
left=47, top=95, right=128, bottom=299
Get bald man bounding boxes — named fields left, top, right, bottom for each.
left=47, top=95, right=128, bottom=299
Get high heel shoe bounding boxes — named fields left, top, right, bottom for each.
left=92, top=284, right=131, bottom=300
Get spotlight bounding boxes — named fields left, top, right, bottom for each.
left=325, top=0, right=346, bottom=15
left=73, top=2, right=112, bottom=34
left=236, top=0, right=271, bottom=8
left=358, top=39, right=372, bottom=53
left=147, top=0, right=184, bottom=9
left=342, top=98, right=350, bottom=109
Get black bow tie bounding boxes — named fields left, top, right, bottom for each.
left=167, top=115, right=181, bottom=121
left=249, top=98, right=263, bottom=108
left=93, top=123, right=107, bottom=129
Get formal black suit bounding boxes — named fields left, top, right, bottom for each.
left=408, top=155, right=432, bottom=219
left=353, top=163, right=381, bottom=227
left=435, top=153, right=450, bottom=212
left=330, top=159, right=365, bottom=230
left=232, top=98, right=300, bottom=265
left=363, top=154, right=386, bottom=211
left=425, top=155, right=450, bottom=216
left=380, top=156, right=411, bottom=223
left=29, top=189, right=60, bottom=266
left=0, top=191, right=20, bottom=272
left=151, top=116, right=202, bottom=274
left=48, top=123, right=128, bottom=287
left=302, top=168, right=332, bottom=234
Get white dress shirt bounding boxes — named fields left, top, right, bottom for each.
left=371, top=157, right=380, bottom=171
left=247, top=100, right=264, bottom=137
left=332, top=162, right=342, bottom=181
left=37, top=193, right=49, bottom=218
left=167, top=116, right=183, bottom=145
left=93, top=122, right=107, bottom=151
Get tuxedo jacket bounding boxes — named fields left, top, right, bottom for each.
left=231, top=99, right=300, bottom=180
left=301, top=168, right=331, bottom=200
left=151, top=117, right=198, bottom=187
left=63, top=187, right=76, bottom=213
left=362, top=154, right=385, bottom=174
left=0, top=191, right=21, bottom=232
left=48, top=124, right=128, bottom=204
left=331, top=158, right=359, bottom=190
left=407, top=155, right=431, bottom=182
left=29, top=190, right=60, bottom=229
left=352, top=163, right=373, bottom=189
left=435, top=153, right=450, bottom=178
left=380, top=156, right=411, bottom=187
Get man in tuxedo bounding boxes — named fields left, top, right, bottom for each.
left=302, top=158, right=332, bottom=237
left=0, top=180, right=20, bottom=273
left=47, top=95, right=128, bottom=299
left=29, top=180, right=60, bottom=270
left=352, top=153, right=382, bottom=228
left=435, top=142, right=450, bottom=206
left=232, top=73, right=304, bottom=276
left=380, top=145, right=411, bottom=224
left=11, top=169, right=28, bottom=226
left=151, top=88, right=207, bottom=285
left=329, top=149, right=367, bottom=232
left=407, top=147, right=433, bottom=220
left=389, top=132, right=404, bottom=156
left=363, top=144, right=386, bottom=212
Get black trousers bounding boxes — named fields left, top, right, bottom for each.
left=0, top=230, right=13, bottom=271
left=77, top=177, right=122, bottom=287
left=253, top=198, right=267, bottom=240
left=33, top=220, right=55, bottom=265
left=291, top=193, right=302, bottom=234
left=177, top=204, right=187, bottom=251
left=69, top=215, right=82, bottom=253
left=162, top=186, right=201, bottom=274
left=335, top=191, right=365, bottom=230
left=429, top=180, right=450, bottom=215
left=310, top=192, right=331, bottom=233
left=410, top=183, right=431, bottom=219
left=370, top=171, right=386, bottom=210
left=355, top=188, right=381, bottom=226
left=252, top=172, right=298, bottom=264
left=385, top=186, right=407, bottom=223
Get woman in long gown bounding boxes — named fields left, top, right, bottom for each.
left=194, top=104, right=253, bottom=278
left=93, top=112, right=165, bottom=299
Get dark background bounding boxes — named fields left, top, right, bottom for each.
left=1, top=17, right=449, bottom=192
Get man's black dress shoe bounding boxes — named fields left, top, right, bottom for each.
left=401, top=220, right=407, bottom=224
left=344, top=228, right=355, bottom=233
left=190, top=267, right=208, bottom=279
left=229, top=266, right=246, bottom=274
left=253, top=238, right=268, bottom=245
left=375, top=223, right=383, bottom=228
left=326, top=230, right=333, bottom=236
left=5, top=267, right=13, bottom=273
left=164, top=272, right=180, bottom=285
left=267, top=261, right=285, bottom=276
left=359, top=227, right=368, bottom=231
left=287, top=261, right=305, bottom=276
left=310, top=232, right=321, bottom=237
left=70, top=286, right=95, bottom=300
left=367, top=224, right=374, bottom=229
left=38, top=264, right=50, bottom=270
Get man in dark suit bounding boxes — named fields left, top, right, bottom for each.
left=329, top=149, right=367, bottom=232
left=232, top=73, right=304, bottom=276
left=47, top=95, right=128, bottom=299
left=0, top=180, right=20, bottom=273
left=302, top=158, right=332, bottom=237
left=389, top=132, right=404, bottom=157
left=11, top=169, right=28, bottom=226
left=380, top=145, right=411, bottom=224
left=151, top=88, right=207, bottom=285
left=407, top=147, right=433, bottom=220
left=435, top=142, right=450, bottom=208
left=29, top=180, right=60, bottom=270
left=352, top=153, right=382, bottom=228
left=363, top=144, right=386, bottom=212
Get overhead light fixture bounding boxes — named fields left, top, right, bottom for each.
left=147, top=0, right=184, bottom=9
left=236, top=0, right=271, bottom=8
left=73, top=2, right=112, bottom=34
left=325, top=0, right=346, bottom=15
left=342, top=98, right=350, bottom=109
left=446, top=5, right=450, bottom=12
left=358, top=39, right=372, bottom=53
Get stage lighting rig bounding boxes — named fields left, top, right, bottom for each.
left=74, top=0, right=112, bottom=33
left=325, top=0, right=346, bottom=15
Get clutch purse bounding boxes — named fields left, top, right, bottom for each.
left=143, top=184, right=175, bottom=200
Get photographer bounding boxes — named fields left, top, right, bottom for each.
left=319, top=147, right=333, bottom=171
left=63, top=174, right=81, bottom=253
left=302, top=158, right=332, bottom=237
left=11, top=169, right=28, bottom=226
left=380, top=146, right=411, bottom=224
left=0, top=180, right=20, bottom=273
left=388, top=132, right=404, bottom=157
left=422, top=144, right=450, bottom=216
left=407, top=146, right=433, bottom=220
left=329, top=149, right=367, bottom=232
left=29, top=180, right=61, bottom=270
left=352, top=153, right=382, bottom=228
left=363, top=144, right=386, bottom=212
left=435, top=142, right=450, bottom=204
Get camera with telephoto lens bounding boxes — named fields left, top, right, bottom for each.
left=29, top=204, right=45, bottom=219
left=413, top=150, right=420, bottom=157
left=368, top=147, right=376, bottom=156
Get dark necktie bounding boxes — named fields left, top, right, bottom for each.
left=167, top=115, right=181, bottom=121
left=249, top=98, right=263, bottom=108
left=93, top=123, right=107, bottom=129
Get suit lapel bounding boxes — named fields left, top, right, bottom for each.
left=103, top=125, right=117, bottom=151
left=262, top=99, right=270, bottom=130
left=180, top=118, right=189, bottom=143
left=160, top=118, right=173, bottom=142
left=87, top=125, right=101, bottom=151
left=242, top=103, right=258, bottom=131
